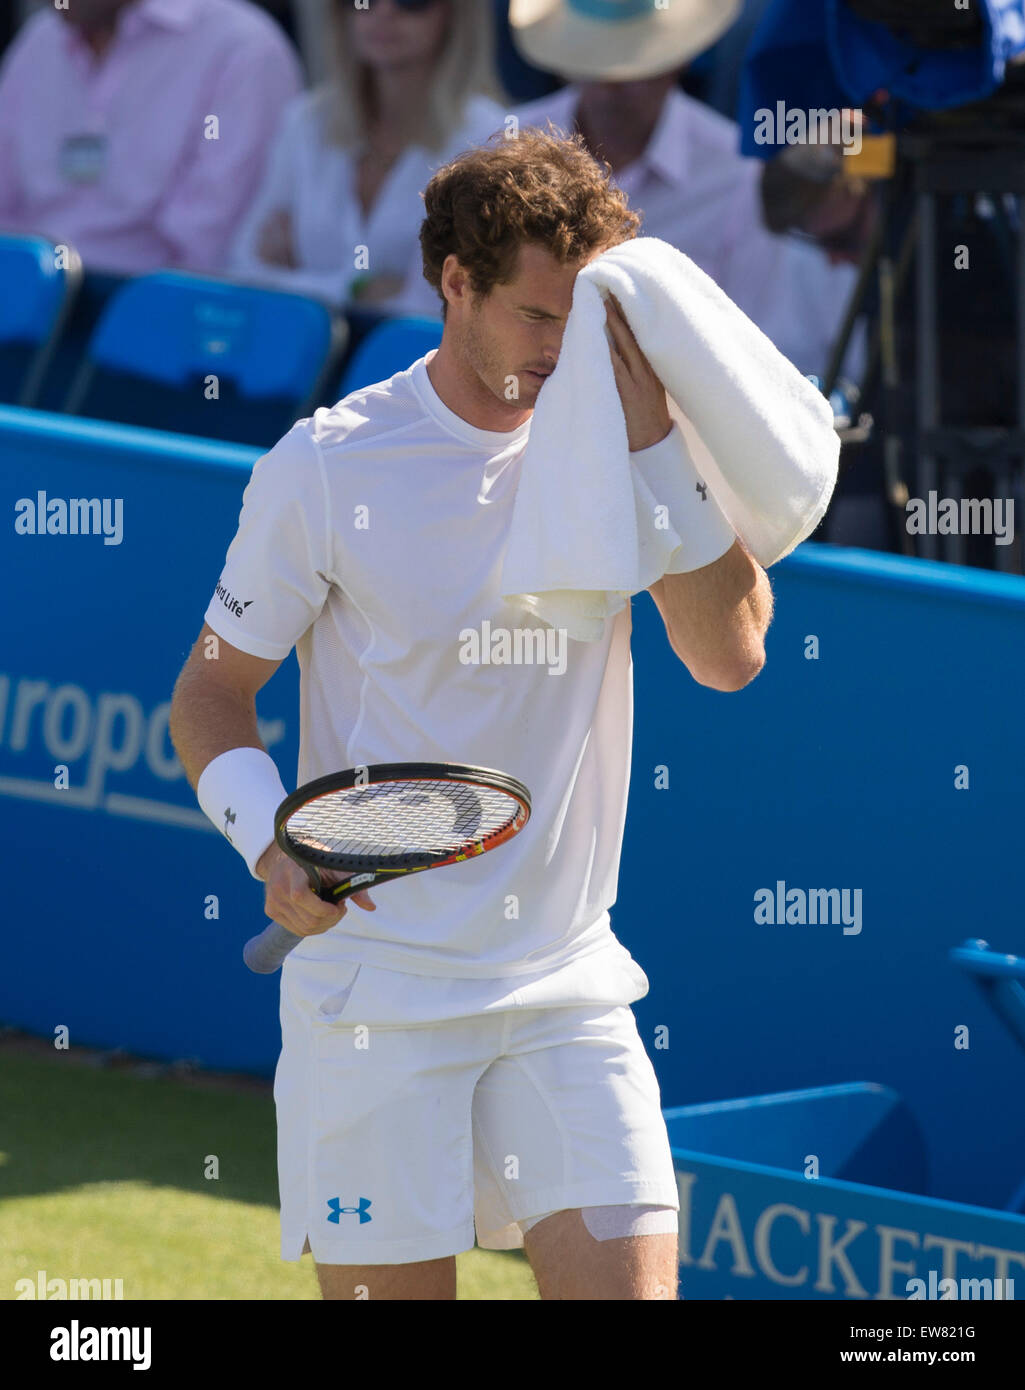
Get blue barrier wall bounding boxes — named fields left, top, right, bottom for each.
left=2, top=406, right=1024, bottom=1217
left=0, top=407, right=296, bottom=1072
left=624, top=543, right=1025, bottom=1214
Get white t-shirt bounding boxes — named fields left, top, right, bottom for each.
left=204, top=353, right=735, bottom=1007
left=225, top=86, right=504, bottom=311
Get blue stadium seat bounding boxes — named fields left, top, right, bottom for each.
left=0, top=233, right=82, bottom=407
left=63, top=271, right=346, bottom=447
left=951, top=939, right=1025, bottom=1055
left=337, top=316, right=443, bottom=398
left=950, top=938, right=1025, bottom=1211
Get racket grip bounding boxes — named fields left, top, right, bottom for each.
left=243, top=921, right=303, bottom=974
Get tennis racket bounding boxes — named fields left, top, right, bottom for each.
left=243, top=761, right=531, bottom=974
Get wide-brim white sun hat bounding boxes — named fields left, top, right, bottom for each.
left=509, top=0, right=743, bottom=82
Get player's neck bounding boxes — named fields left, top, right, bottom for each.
left=426, top=343, right=533, bottom=435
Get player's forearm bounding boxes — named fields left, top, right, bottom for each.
left=660, top=542, right=773, bottom=691
left=169, top=673, right=266, bottom=792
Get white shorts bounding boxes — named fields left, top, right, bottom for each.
left=274, top=957, right=680, bottom=1265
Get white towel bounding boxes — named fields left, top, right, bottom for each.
left=500, top=236, right=840, bottom=641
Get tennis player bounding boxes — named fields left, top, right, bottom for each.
left=169, top=127, right=773, bottom=1301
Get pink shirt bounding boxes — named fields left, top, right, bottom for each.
left=0, top=0, right=303, bottom=274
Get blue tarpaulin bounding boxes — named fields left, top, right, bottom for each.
left=739, top=0, right=1025, bottom=157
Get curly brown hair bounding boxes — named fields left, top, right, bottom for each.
left=418, top=125, right=641, bottom=315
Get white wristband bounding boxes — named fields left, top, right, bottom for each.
left=197, top=747, right=290, bottom=879
left=631, top=422, right=737, bottom=574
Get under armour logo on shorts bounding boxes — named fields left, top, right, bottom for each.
left=327, top=1197, right=372, bottom=1224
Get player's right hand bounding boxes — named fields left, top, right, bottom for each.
left=255, top=843, right=377, bottom=938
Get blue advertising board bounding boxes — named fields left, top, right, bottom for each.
left=672, top=1149, right=1025, bottom=1301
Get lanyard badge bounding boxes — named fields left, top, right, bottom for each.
left=59, top=132, right=108, bottom=184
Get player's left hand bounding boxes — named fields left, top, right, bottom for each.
left=604, top=293, right=673, bottom=453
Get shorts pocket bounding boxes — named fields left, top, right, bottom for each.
left=314, top=962, right=364, bottom=1025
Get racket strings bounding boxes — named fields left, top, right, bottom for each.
left=283, top=778, right=520, bottom=862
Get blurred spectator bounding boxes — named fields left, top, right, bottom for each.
left=761, top=137, right=880, bottom=267
left=0, top=0, right=302, bottom=275
left=227, top=0, right=507, bottom=312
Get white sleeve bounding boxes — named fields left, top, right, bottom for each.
left=204, top=424, right=333, bottom=660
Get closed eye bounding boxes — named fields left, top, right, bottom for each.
left=515, top=305, right=562, bottom=322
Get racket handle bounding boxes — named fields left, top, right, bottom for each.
left=243, top=921, right=303, bottom=974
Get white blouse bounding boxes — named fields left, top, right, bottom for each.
left=225, top=87, right=506, bottom=312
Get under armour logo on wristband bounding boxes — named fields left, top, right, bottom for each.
left=223, top=807, right=236, bottom=843
left=327, top=1197, right=372, bottom=1224
left=696, top=480, right=708, bottom=501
